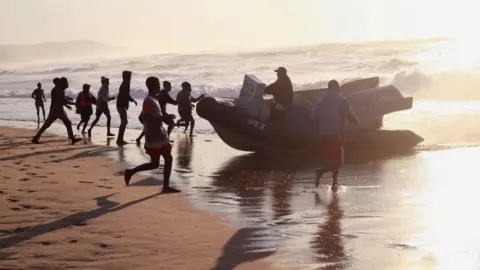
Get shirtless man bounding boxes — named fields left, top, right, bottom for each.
left=31, top=82, right=47, bottom=123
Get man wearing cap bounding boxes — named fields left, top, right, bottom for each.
left=75, top=83, right=97, bottom=134
left=116, top=70, right=137, bottom=145
left=88, top=76, right=116, bottom=138
left=264, top=66, right=293, bottom=120
left=311, top=79, right=359, bottom=191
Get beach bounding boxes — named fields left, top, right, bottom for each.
left=2, top=119, right=480, bottom=269
left=0, top=126, right=282, bottom=270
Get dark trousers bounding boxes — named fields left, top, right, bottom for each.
left=117, top=107, right=128, bottom=142
left=34, top=109, right=74, bottom=140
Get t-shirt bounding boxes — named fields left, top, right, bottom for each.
left=310, top=92, right=358, bottom=143
left=117, top=81, right=134, bottom=109
left=142, top=96, right=168, bottom=149
left=176, top=90, right=191, bottom=111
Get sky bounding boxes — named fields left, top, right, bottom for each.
left=0, top=0, right=476, bottom=53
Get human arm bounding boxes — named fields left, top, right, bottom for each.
left=129, top=95, right=137, bottom=106
left=42, top=91, right=47, bottom=102
left=31, top=90, right=35, bottom=99
left=344, top=100, right=359, bottom=125
left=264, top=81, right=278, bottom=95
left=191, top=93, right=206, bottom=103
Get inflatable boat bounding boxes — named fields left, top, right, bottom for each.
left=196, top=74, right=423, bottom=154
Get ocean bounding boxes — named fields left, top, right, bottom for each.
left=3, top=38, right=480, bottom=146
left=3, top=38, right=480, bottom=269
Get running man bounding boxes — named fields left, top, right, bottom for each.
left=32, top=77, right=82, bottom=145
left=311, top=80, right=359, bottom=191
left=75, top=84, right=97, bottom=134
left=116, top=70, right=137, bottom=145
left=31, top=82, right=47, bottom=123
left=136, top=80, right=178, bottom=144
left=88, top=76, right=116, bottom=138
left=124, top=76, right=179, bottom=194
left=175, top=82, right=205, bottom=136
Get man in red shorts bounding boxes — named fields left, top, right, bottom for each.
left=311, top=79, right=359, bottom=191
left=123, top=76, right=180, bottom=193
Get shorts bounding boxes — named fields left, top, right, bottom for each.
left=96, top=102, right=110, bottom=117
left=178, top=109, right=193, bottom=121
left=162, top=114, right=175, bottom=126
left=321, top=139, right=344, bottom=168
left=145, top=143, right=172, bottom=159
left=80, top=113, right=91, bottom=122
left=35, top=102, right=44, bottom=108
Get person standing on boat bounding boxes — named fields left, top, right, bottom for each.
left=264, top=66, right=293, bottom=120
left=311, top=79, right=359, bottom=191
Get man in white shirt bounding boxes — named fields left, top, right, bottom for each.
left=310, top=80, right=359, bottom=191
left=124, top=76, right=180, bottom=194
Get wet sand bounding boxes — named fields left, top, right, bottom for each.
left=2, top=119, right=480, bottom=269
left=0, top=126, right=281, bottom=270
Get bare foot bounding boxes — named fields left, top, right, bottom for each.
left=162, top=187, right=181, bottom=194
left=124, top=169, right=133, bottom=186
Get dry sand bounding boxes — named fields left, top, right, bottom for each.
left=0, top=127, right=282, bottom=270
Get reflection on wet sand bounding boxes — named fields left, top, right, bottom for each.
left=175, top=134, right=193, bottom=174
left=311, top=192, right=348, bottom=270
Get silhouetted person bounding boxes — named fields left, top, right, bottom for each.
left=136, top=80, right=178, bottom=144
left=32, top=77, right=82, bottom=145
left=124, top=76, right=179, bottom=194
left=175, top=81, right=205, bottom=136
left=264, top=66, right=293, bottom=120
left=311, top=80, right=358, bottom=191
left=75, top=84, right=97, bottom=134
left=116, top=70, right=137, bottom=145
left=88, top=76, right=116, bottom=138
left=31, top=82, right=47, bottom=123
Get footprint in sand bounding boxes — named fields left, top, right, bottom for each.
left=42, top=181, right=58, bottom=184
left=97, top=243, right=111, bottom=249
left=40, top=241, right=51, bottom=246
left=49, top=155, right=57, bottom=158
left=18, top=168, right=27, bottom=172
left=13, top=161, right=22, bottom=165
left=10, top=207, right=21, bottom=211
left=2, top=176, right=11, bottom=179
left=100, top=178, right=109, bottom=182
left=0, top=191, right=6, bottom=195
left=20, top=204, right=48, bottom=210
left=19, top=178, right=30, bottom=182
left=79, top=181, right=93, bottom=184
left=74, top=165, right=80, bottom=168
left=96, top=185, right=113, bottom=189
left=7, top=197, right=19, bottom=203
left=26, top=173, right=37, bottom=176
left=69, top=239, right=78, bottom=244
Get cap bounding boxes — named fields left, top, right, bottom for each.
left=274, top=67, right=287, bottom=74
left=82, top=83, right=91, bottom=89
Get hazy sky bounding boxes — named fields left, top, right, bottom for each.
left=0, top=0, right=475, bottom=53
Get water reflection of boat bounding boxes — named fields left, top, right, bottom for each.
left=197, top=75, right=424, bottom=154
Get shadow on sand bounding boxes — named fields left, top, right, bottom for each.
left=0, top=192, right=161, bottom=259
